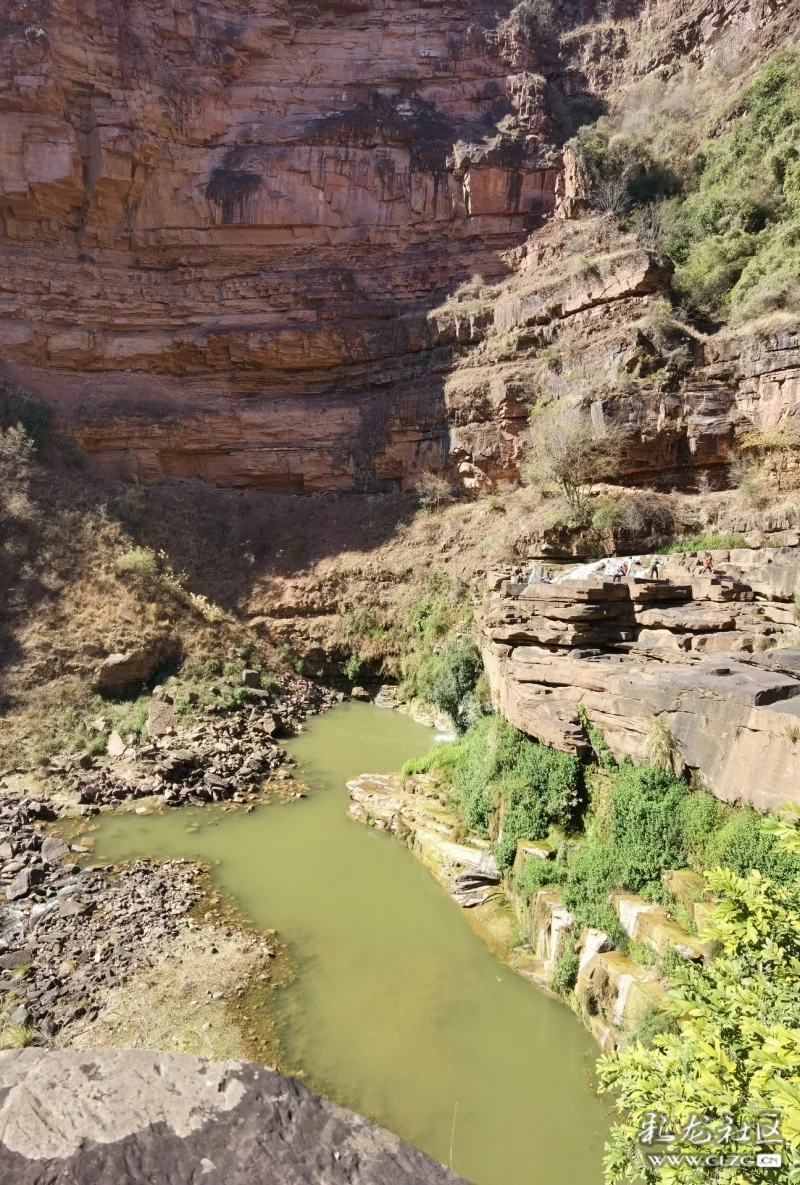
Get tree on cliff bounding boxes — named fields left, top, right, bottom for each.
left=526, top=407, right=624, bottom=519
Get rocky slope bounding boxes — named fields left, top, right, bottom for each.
left=2, top=0, right=798, bottom=492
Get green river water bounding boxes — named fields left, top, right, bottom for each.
left=84, top=701, right=608, bottom=1185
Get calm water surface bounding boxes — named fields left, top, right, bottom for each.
left=85, top=702, right=608, bottom=1185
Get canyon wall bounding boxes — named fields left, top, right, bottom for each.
left=1, top=0, right=799, bottom=491
left=0, top=0, right=560, bottom=490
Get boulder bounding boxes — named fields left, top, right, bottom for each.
left=532, top=890, right=574, bottom=977
left=6, top=868, right=42, bottom=901
left=147, top=699, right=176, bottom=737
left=0, top=1050, right=467, bottom=1184
left=241, top=669, right=261, bottom=689
left=575, top=951, right=665, bottom=1051
left=482, top=639, right=800, bottom=810
left=40, top=837, right=70, bottom=866
left=93, top=640, right=176, bottom=692
left=106, top=730, right=126, bottom=757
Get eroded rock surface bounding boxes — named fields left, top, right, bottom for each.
left=0, top=0, right=558, bottom=492
left=0, top=1049, right=466, bottom=1184
left=479, top=550, right=800, bottom=808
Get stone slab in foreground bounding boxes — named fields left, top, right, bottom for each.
left=0, top=1049, right=468, bottom=1185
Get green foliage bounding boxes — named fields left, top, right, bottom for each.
left=552, top=949, right=579, bottom=996
left=407, top=716, right=583, bottom=850
left=592, top=497, right=625, bottom=532
left=660, top=532, right=748, bottom=553
left=514, top=855, right=568, bottom=900
left=0, top=383, right=51, bottom=451
left=669, top=53, right=800, bottom=323
left=679, top=790, right=727, bottom=868
left=703, top=806, right=800, bottom=885
left=629, top=1005, right=679, bottom=1050
left=609, top=762, right=688, bottom=890
left=343, top=652, right=362, bottom=681
left=598, top=864, right=800, bottom=1183
left=562, top=839, right=627, bottom=943
left=494, top=738, right=584, bottom=870
left=114, top=547, right=159, bottom=584
left=578, top=705, right=618, bottom=771
left=763, top=802, right=800, bottom=853
left=573, top=51, right=800, bottom=326
left=397, top=569, right=481, bottom=726
left=422, top=638, right=484, bottom=730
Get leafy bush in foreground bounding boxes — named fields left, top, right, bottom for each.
left=599, top=864, right=800, bottom=1184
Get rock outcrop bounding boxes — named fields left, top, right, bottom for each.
left=0, top=1049, right=466, bottom=1184
left=3, top=0, right=799, bottom=492
left=347, top=770, right=713, bottom=1050
left=0, top=0, right=559, bottom=492
left=479, top=550, right=800, bottom=809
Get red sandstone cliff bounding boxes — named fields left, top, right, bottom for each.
left=0, top=0, right=798, bottom=490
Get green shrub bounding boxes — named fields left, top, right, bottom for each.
left=515, top=856, right=568, bottom=900
left=343, top=653, right=362, bottom=681
left=591, top=497, right=624, bottom=532
left=562, top=840, right=626, bottom=943
left=573, top=51, right=800, bottom=327
left=114, top=547, right=159, bottom=584
left=406, top=716, right=583, bottom=849
left=0, top=383, right=51, bottom=451
left=679, top=790, right=728, bottom=869
left=668, top=53, right=800, bottom=323
left=577, top=705, right=617, bottom=770
left=598, top=861, right=800, bottom=1182
left=495, top=740, right=584, bottom=869
left=703, top=806, right=800, bottom=884
left=552, top=949, right=579, bottom=995
left=421, top=638, right=483, bottom=729
left=608, top=762, right=688, bottom=891
left=661, top=532, right=748, bottom=553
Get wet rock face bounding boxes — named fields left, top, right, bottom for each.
left=0, top=0, right=558, bottom=492
left=0, top=1049, right=468, bottom=1184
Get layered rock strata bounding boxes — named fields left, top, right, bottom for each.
left=479, top=549, right=800, bottom=808
left=0, top=1049, right=466, bottom=1184
left=0, top=0, right=558, bottom=491
left=348, top=770, right=710, bottom=1050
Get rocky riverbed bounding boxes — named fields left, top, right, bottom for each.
left=0, top=679, right=338, bottom=1051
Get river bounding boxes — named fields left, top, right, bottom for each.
left=82, top=701, right=608, bottom=1185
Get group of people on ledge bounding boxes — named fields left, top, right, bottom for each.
left=511, top=554, right=715, bottom=587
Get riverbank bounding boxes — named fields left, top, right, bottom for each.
left=0, top=676, right=337, bottom=1054
left=353, top=712, right=800, bottom=1058
left=35, top=703, right=607, bottom=1185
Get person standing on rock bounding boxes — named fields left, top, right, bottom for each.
left=648, top=558, right=660, bottom=580
left=703, top=554, right=714, bottom=575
